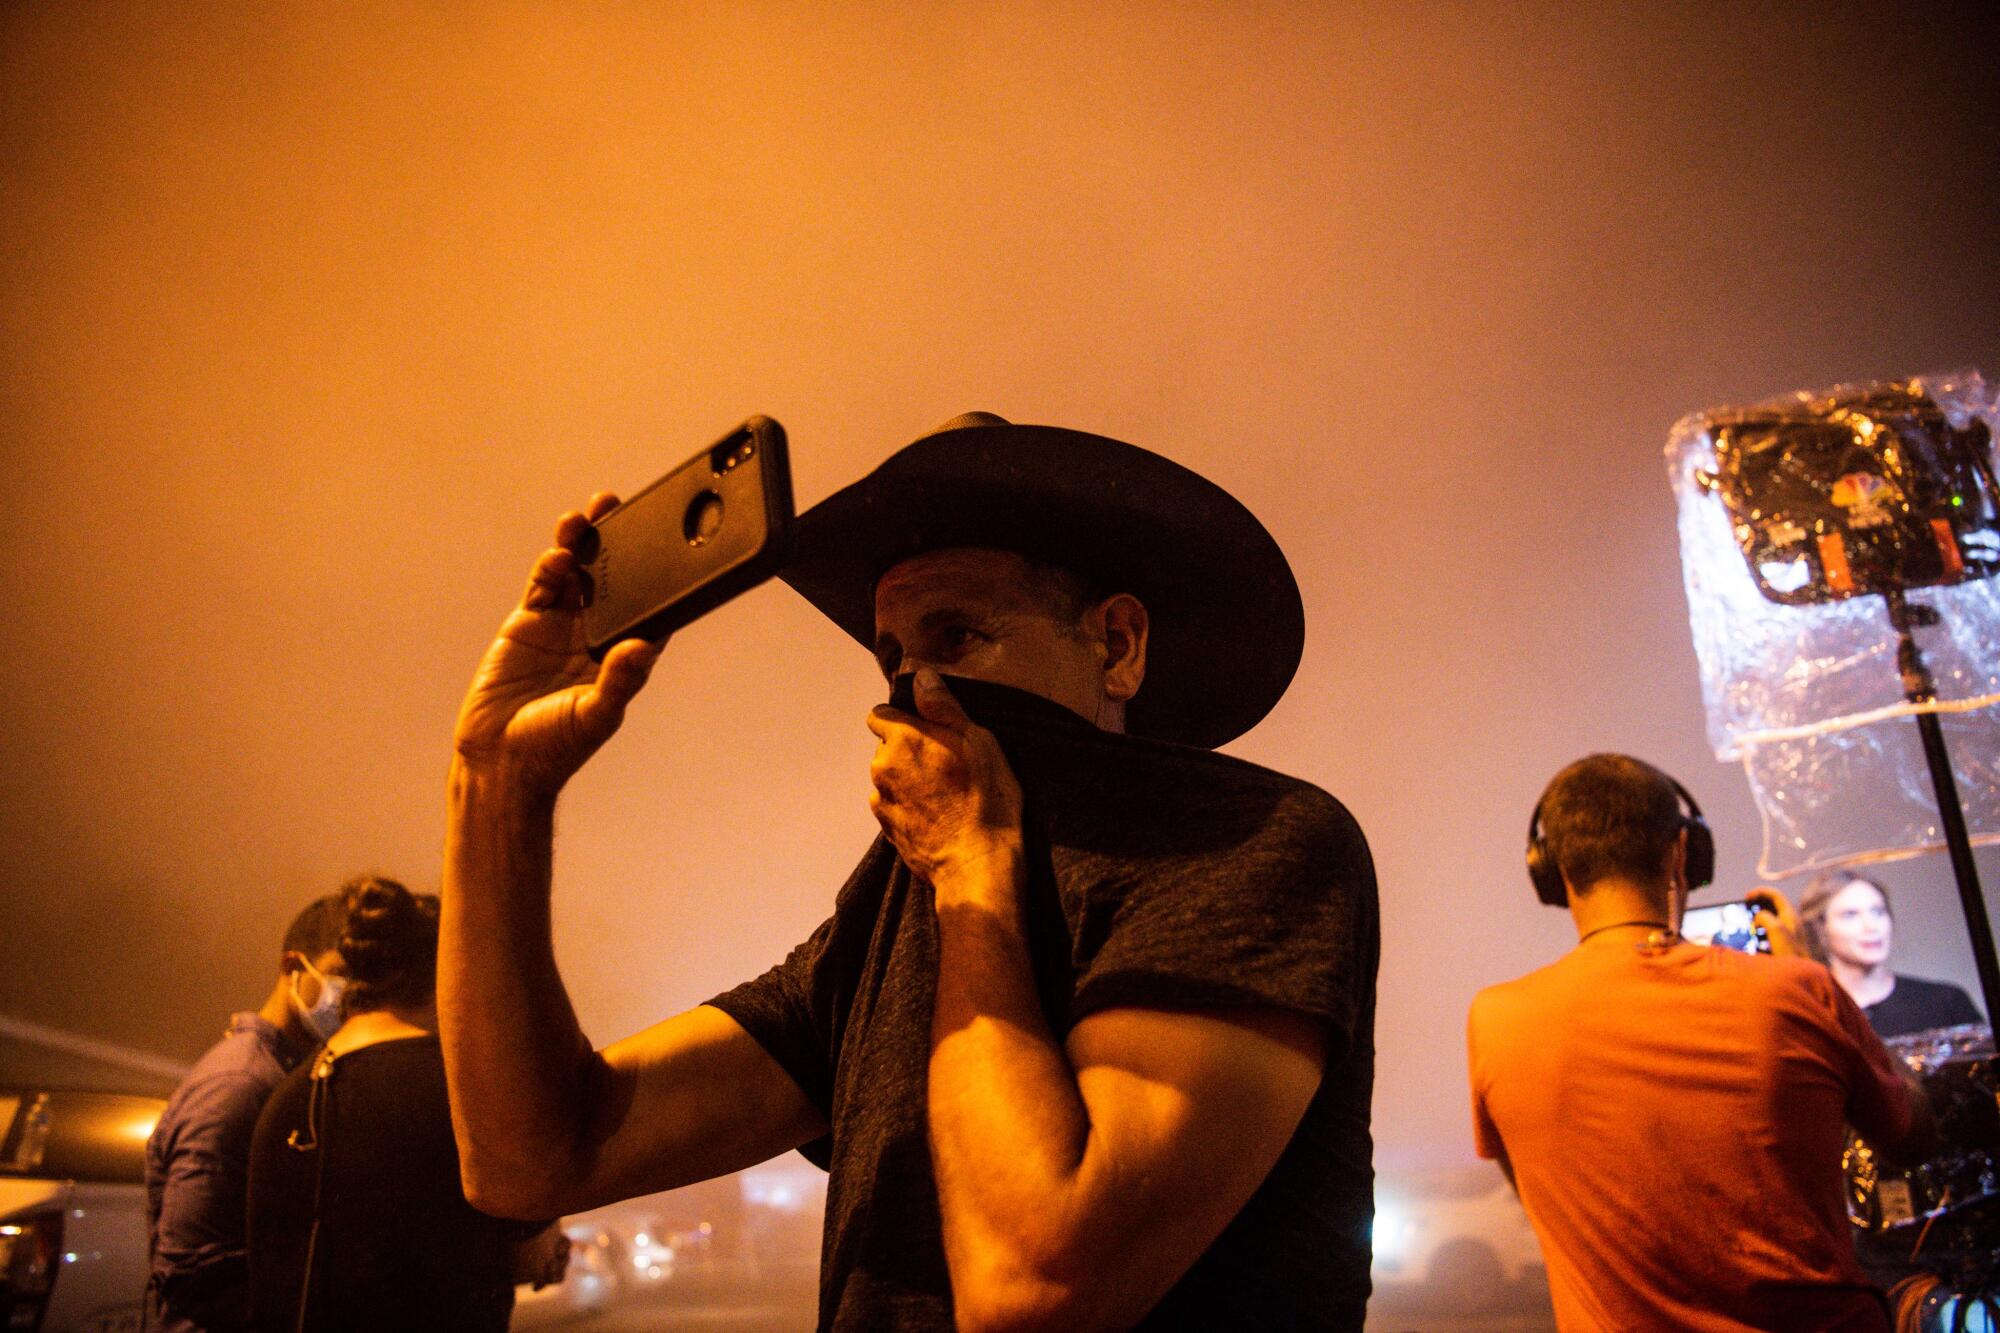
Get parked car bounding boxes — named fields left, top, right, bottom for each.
left=1372, top=1162, right=1550, bottom=1319
left=510, top=1220, right=620, bottom=1320
left=512, top=1170, right=822, bottom=1331
left=1, top=1087, right=164, bottom=1333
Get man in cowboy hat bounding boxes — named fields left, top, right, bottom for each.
left=439, top=414, right=1378, bottom=1329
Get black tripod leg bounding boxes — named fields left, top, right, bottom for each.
left=1914, top=709, right=2000, bottom=1027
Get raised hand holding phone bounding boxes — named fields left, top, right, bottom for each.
left=581, top=416, right=793, bottom=657
left=452, top=417, right=792, bottom=803
left=452, top=493, right=665, bottom=803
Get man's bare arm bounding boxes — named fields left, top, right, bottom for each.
left=932, top=912, right=1324, bottom=1332
left=440, top=497, right=824, bottom=1219
left=869, top=671, right=1324, bottom=1330
left=442, top=771, right=825, bottom=1217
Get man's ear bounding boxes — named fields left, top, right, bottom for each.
left=1663, top=829, right=1691, bottom=920
left=1098, top=593, right=1149, bottom=702
left=1664, top=827, right=1689, bottom=888
left=278, top=950, right=307, bottom=979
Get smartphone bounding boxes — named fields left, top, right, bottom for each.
left=583, top=416, right=793, bottom=659
left=1681, top=900, right=1771, bottom=954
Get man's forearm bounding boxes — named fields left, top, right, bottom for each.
left=440, top=759, right=601, bottom=1217
left=928, top=844, right=1101, bottom=1330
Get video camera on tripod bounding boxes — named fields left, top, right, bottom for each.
left=1694, top=382, right=2000, bottom=608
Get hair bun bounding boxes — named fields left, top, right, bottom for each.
left=337, top=875, right=439, bottom=989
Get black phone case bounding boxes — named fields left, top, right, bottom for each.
left=583, top=416, right=793, bottom=659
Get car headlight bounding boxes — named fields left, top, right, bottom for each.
left=1371, top=1205, right=1415, bottom=1266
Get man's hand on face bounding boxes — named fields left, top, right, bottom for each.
left=867, top=669, right=1025, bottom=907
left=453, top=494, right=665, bottom=802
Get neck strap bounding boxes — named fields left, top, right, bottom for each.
left=1577, top=919, right=1674, bottom=945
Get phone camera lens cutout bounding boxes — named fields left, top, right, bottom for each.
left=684, top=490, right=725, bottom=547
left=708, top=434, right=755, bottom=474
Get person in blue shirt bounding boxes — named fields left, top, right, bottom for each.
left=143, top=893, right=345, bottom=1333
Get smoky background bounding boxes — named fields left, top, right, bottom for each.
left=3, top=10, right=1997, bottom=1324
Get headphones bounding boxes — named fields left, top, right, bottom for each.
left=1526, top=774, right=1716, bottom=907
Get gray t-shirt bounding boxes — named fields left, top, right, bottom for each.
left=710, top=678, right=1378, bottom=1330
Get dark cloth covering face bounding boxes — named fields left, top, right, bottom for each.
left=1865, top=973, right=1984, bottom=1038
left=709, top=677, right=1379, bottom=1331
left=247, top=1034, right=523, bottom=1333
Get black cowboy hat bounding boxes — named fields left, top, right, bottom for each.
left=779, top=413, right=1304, bottom=749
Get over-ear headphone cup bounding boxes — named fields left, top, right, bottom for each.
left=1684, top=818, right=1716, bottom=890
left=1526, top=835, right=1568, bottom=907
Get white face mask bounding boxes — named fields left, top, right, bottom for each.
left=289, top=960, right=347, bottom=1042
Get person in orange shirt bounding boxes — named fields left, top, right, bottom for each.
left=1467, top=753, right=1932, bottom=1332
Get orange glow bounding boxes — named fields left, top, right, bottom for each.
left=1, top=2, right=1996, bottom=1184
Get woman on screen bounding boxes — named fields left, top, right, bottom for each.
left=1799, top=870, right=1983, bottom=1039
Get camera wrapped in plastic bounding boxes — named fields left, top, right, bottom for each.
left=1667, top=369, right=2000, bottom=878
left=1698, top=383, right=1999, bottom=605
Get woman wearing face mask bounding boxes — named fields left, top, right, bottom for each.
left=245, top=875, right=568, bottom=1332
left=1799, top=870, right=1984, bottom=1039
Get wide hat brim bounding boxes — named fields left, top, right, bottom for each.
left=779, top=420, right=1304, bottom=749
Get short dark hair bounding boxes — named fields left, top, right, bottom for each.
left=1797, top=870, right=1891, bottom=964
left=1022, top=555, right=1112, bottom=629
left=1536, top=754, right=1685, bottom=894
left=335, top=875, right=440, bottom=1017
left=282, top=893, right=347, bottom=960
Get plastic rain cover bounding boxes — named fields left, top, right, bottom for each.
left=1667, top=369, right=2000, bottom=879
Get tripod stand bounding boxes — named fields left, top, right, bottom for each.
left=1884, top=589, right=2000, bottom=1026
